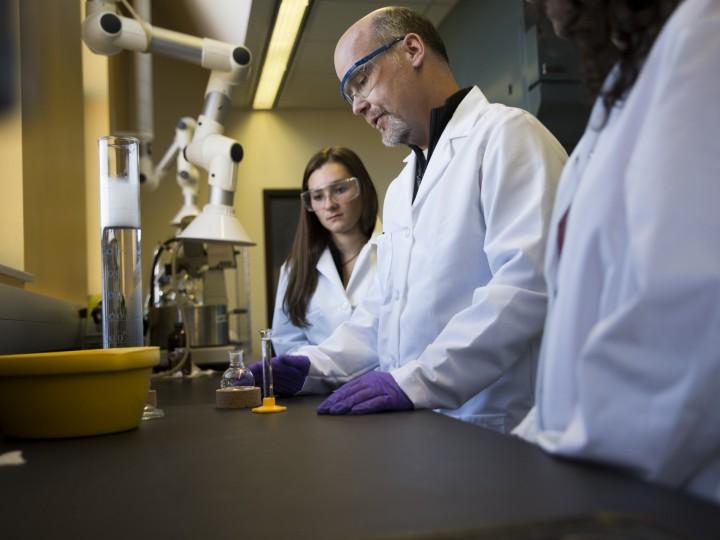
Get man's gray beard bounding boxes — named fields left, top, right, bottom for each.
left=380, top=114, right=412, bottom=147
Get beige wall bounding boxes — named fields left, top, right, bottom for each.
left=82, top=45, right=110, bottom=297
left=19, top=0, right=88, bottom=304
left=0, top=110, right=24, bottom=273
left=0, top=0, right=24, bottom=273
left=0, top=0, right=90, bottom=304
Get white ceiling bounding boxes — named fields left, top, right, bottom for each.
left=153, top=0, right=459, bottom=110
left=178, top=0, right=253, bottom=44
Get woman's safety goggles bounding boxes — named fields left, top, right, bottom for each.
left=301, top=177, right=360, bottom=212
left=339, top=36, right=405, bottom=105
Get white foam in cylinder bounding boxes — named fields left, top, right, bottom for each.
left=98, top=136, right=141, bottom=229
left=100, top=176, right=141, bottom=229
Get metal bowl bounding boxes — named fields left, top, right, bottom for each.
left=149, top=305, right=229, bottom=348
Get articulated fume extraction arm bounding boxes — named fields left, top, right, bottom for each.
left=82, top=0, right=254, bottom=244
left=153, top=117, right=201, bottom=226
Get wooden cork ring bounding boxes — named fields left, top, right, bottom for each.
left=215, top=387, right=262, bottom=409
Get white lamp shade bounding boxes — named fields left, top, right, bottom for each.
left=178, top=203, right=255, bottom=246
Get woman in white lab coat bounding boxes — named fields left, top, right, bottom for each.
left=271, top=147, right=379, bottom=356
left=515, top=0, right=720, bottom=504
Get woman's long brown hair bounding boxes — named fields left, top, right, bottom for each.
left=283, top=147, right=378, bottom=328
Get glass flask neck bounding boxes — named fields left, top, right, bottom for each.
left=228, top=350, right=245, bottom=368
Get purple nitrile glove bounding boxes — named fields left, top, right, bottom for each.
left=248, top=354, right=310, bottom=397
left=316, top=371, right=414, bottom=415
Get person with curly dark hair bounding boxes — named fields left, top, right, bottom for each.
left=514, top=0, right=720, bottom=504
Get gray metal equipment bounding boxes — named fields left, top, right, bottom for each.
left=148, top=239, right=251, bottom=368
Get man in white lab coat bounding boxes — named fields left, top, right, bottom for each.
left=261, top=6, right=567, bottom=431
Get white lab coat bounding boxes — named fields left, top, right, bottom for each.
left=271, top=240, right=377, bottom=356
left=299, top=87, right=567, bottom=432
left=513, top=0, right=720, bottom=504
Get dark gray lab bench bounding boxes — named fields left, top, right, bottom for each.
left=1, top=376, right=719, bottom=540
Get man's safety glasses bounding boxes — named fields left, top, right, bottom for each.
left=339, top=36, right=405, bottom=105
left=301, top=177, right=360, bottom=212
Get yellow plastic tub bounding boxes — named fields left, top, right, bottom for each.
left=0, top=347, right=159, bottom=439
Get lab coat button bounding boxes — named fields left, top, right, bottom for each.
left=404, top=229, right=410, bottom=238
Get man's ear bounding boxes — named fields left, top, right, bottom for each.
left=402, top=33, right=426, bottom=68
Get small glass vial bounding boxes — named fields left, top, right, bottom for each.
left=220, top=350, right=254, bottom=388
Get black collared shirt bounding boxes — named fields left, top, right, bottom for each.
left=409, top=86, right=473, bottom=202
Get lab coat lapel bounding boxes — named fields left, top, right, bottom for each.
left=544, top=165, right=576, bottom=296
left=394, top=154, right=417, bottom=221
left=345, top=236, right=376, bottom=293
left=315, top=248, right=344, bottom=292
left=412, top=87, right=489, bottom=213
left=545, top=97, right=607, bottom=295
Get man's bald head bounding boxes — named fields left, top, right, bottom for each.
left=333, top=7, right=458, bottom=149
left=369, top=7, right=449, bottom=62
left=335, top=7, right=449, bottom=78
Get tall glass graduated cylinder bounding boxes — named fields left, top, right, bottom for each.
left=99, top=136, right=143, bottom=349
left=259, top=329, right=274, bottom=398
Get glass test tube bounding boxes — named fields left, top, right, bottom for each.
left=259, top=329, right=274, bottom=398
